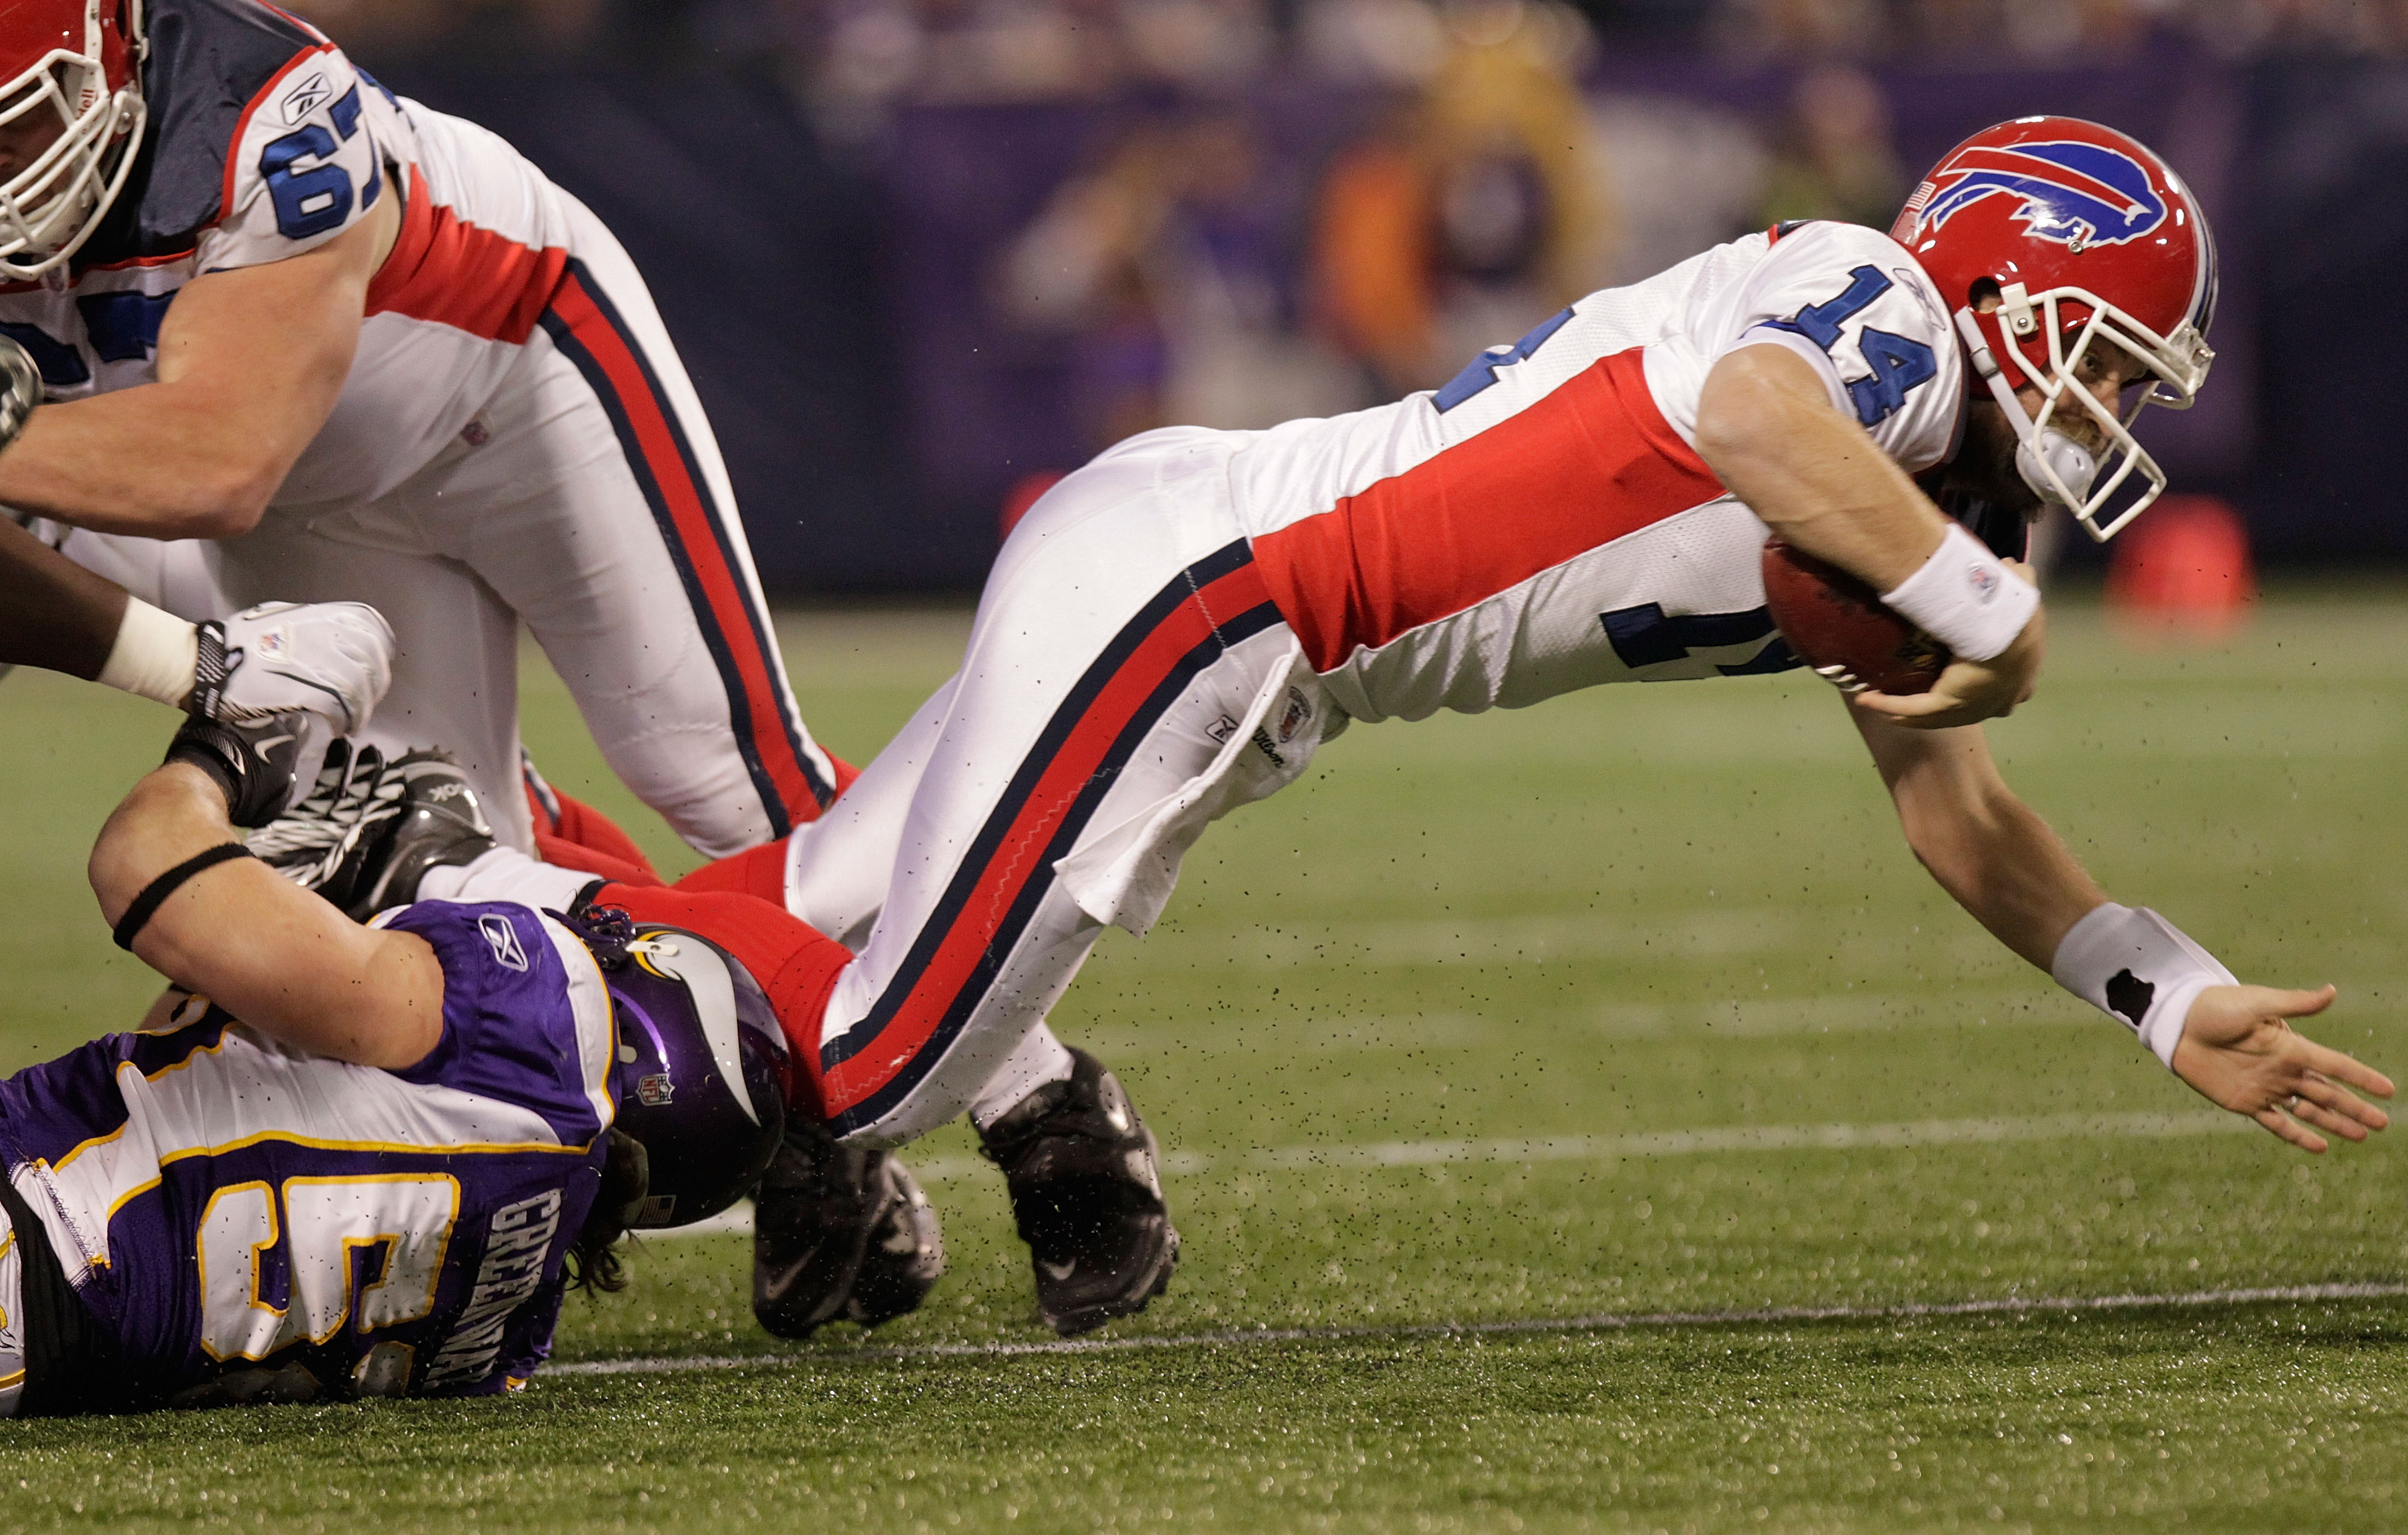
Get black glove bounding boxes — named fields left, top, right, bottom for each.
left=164, top=712, right=322, bottom=828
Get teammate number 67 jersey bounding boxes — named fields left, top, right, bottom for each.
left=0, top=901, right=615, bottom=1411
left=1233, top=220, right=1966, bottom=724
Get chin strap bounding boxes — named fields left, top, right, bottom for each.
left=1953, top=306, right=2104, bottom=522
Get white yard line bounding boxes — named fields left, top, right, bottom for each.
left=550, top=1280, right=2408, bottom=1377
left=654, top=1108, right=2248, bottom=1239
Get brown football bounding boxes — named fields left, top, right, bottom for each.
left=1760, top=537, right=1949, bottom=696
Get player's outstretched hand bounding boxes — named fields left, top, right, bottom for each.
left=1852, top=561, right=2044, bottom=731
left=2171, top=983, right=2394, bottom=1152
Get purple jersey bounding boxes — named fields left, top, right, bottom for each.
left=0, top=900, right=616, bottom=1408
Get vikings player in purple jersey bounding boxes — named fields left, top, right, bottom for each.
left=0, top=713, right=787, bottom=1415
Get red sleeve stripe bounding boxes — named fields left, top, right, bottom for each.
left=214, top=40, right=340, bottom=226
left=365, top=166, right=567, bottom=343
left=539, top=262, right=834, bottom=835
left=1248, top=346, right=1727, bottom=675
left=819, top=542, right=1282, bottom=1132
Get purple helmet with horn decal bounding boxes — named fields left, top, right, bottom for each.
left=597, top=919, right=790, bottom=1229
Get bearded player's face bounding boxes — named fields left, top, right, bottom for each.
left=1945, top=333, right=2156, bottom=518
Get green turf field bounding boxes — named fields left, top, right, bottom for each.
left=4, top=587, right=2407, bottom=1532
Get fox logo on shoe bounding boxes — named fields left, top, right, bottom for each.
left=1909, top=140, right=2168, bottom=251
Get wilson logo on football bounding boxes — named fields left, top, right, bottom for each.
left=1909, top=140, right=2168, bottom=253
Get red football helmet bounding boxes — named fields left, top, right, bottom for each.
left=1892, top=116, right=2217, bottom=541
left=0, top=0, right=144, bottom=279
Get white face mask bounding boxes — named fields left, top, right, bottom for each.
left=2015, top=427, right=2098, bottom=511
left=0, top=32, right=144, bottom=281
left=1951, top=287, right=2213, bottom=542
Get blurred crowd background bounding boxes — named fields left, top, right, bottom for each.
left=295, top=0, right=2408, bottom=589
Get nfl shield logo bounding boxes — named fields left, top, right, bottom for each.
left=1277, top=687, right=1313, bottom=744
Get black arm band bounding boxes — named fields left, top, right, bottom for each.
left=113, top=843, right=256, bottom=952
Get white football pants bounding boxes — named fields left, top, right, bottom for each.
left=782, top=428, right=1335, bottom=1145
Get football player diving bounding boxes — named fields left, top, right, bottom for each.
left=0, top=0, right=854, bottom=866
left=0, top=703, right=791, bottom=1416
left=350, top=118, right=2400, bottom=1344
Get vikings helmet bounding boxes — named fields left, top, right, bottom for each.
left=1892, top=116, right=2217, bottom=541
left=0, top=0, right=145, bottom=278
left=599, top=920, right=790, bottom=1229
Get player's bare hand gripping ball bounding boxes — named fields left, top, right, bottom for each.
left=1762, top=537, right=2044, bottom=729
left=2172, top=983, right=2394, bottom=1152
left=1851, top=559, right=2044, bottom=730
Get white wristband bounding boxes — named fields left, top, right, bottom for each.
left=2050, top=903, right=2237, bottom=1068
left=95, top=597, right=200, bottom=709
left=1879, top=522, right=2038, bottom=664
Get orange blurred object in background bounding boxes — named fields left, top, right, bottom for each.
left=2105, top=494, right=2257, bottom=641
left=1001, top=471, right=1068, bottom=542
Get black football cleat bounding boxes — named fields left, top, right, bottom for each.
left=752, top=1116, right=945, bottom=1339
left=346, top=751, right=500, bottom=917
left=844, top=1155, right=946, bottom=1327
left=978, top=1047, right=1179, bottom=1337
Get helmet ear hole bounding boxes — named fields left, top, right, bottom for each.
left=1967, top=277, right=2003, bottom=312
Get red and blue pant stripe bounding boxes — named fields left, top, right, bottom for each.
left=539, top=260, right=834, bottom=836
left=819, top=539, right=1282, bottom=1133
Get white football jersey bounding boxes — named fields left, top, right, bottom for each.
left=1225, top=220, right=1965, bottom=724
left=0, top=0, right=596, bottom=511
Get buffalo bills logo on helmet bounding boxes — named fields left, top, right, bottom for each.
left=1913, top=140, right=2169, bottom=250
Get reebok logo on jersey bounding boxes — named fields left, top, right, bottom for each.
left=423, top=1189, right=564, bottom=1388
left=480, top=914, right=529, bottom=972
left=280, top=72, right=335, bottom=125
